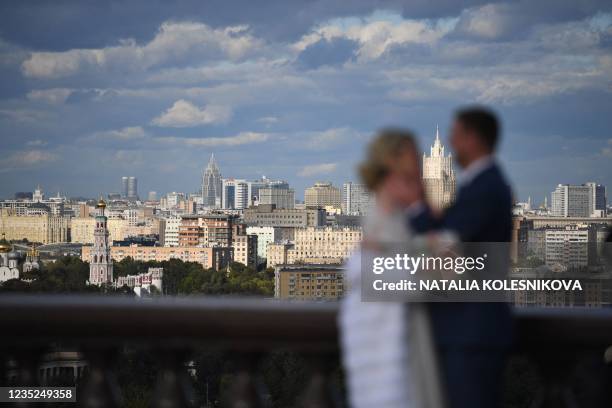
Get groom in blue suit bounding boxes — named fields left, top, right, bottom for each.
left=409, top=107, right=513, bottom=408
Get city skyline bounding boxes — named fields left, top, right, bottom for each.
left=0, top=1, right=611, bottom=201
left=1, top=144, right=609, bottom=207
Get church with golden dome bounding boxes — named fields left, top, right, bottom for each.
left=0, top=234, right=21, bottom=282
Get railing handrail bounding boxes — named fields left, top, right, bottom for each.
left=1, top=294, right=612, bottom=350
left=0, top=295, right=338, bottom=350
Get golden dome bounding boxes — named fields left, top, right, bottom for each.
left=96, top=198, right=107, bottom=209
left=0, top=234, right=11, bottom=253
left=28, top=245, right=39, bottom=257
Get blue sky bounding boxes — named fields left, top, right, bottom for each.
left=0, top=0, right=611, bottom=203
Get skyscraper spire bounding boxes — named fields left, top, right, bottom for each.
left=431, top=124, right=444, bottom=157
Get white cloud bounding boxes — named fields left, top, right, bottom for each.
left=298, top=162, right=338, bottom=177
left=152, top=99, right=232, bottom=127
left=257, top=116, right=279, bottom=124
left=0, top=108, right=50, bottom=123
left=26, top=139, right=48, bottom=147
left=87, top=126, right=146, bottom=142
left=454, top=4, right=514, bottom=40
left=26, top=88, right=73, bottom=104
left=155, top=132, right=269, bottom=147
left=294, top=16, right=453, bottom=60
left=0, top=150, right=59, bottom=172
left=303, top=127, right=358, bottom=149
left=22, top=21, right=263, bottom=79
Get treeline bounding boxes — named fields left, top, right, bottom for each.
left=0, top=256, right=274, bottom=297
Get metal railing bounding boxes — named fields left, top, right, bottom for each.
left=0, top=295, right=611, bottom=407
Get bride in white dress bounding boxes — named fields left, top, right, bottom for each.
left=339, top=129, right=445, bottom=408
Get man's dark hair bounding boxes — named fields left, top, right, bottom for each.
left=455, top=106, right=500, bottom=151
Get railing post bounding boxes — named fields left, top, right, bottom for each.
left=152, top=349, right=196, bottom=408
left=78, top=348, right=122, bottom=408
left=6, top=348, right=43, bottom=408
left=528, top=348, right=578, bottom=408
left=223, top=352, right=264, bottom=408
left=297, top=353, right=337, bottom=408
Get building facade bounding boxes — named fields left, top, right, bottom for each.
left=246, top=226, right=280, bottom=260
left=160, top=216, right=182, bottom=247
left=586, top=182, right=607, bottom=217
left=82, top=244, right=231, bottom=271
left=247, top=178, right=289, bottom=207
left=178, top=214, right=234, bottom=247
left=71, top=217, right=128, bottom=244
left=243, top=205, right=326, bottom=228
left=232, top=234, right=258, bottom=269
left=116, top=267, right=163, bottom=296
left=551, top=184, right=593, bottom=217
left=304, top=182, right=342, bottom=209
left=422, top=125, right=456, bottom=210
left=258, top=187, right=295, bottom=209
left=0, top=209, right=69, bottom=244
left=274, top=264, right=344, bottom=300
left=342, top=182, right=373, bottom=215
left=267, top=242, right=295, bottom=268
left=222, top=179, right=249, bottom=210
left=291, top=226, right=361, bottom=263
left=544, top=225, right=596, bottom=269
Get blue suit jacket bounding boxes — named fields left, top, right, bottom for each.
left=411, top=162, right=513, bottom=347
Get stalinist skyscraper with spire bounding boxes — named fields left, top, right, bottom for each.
left=202, top=153, right=222, bottom=208
left=89, top=198, right=113, bottom=286
left=422, top=125, right=456, bottom=209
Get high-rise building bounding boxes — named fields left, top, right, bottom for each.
left=259, top=187, right=295, bottom=209
left=222, top=179, right=249, bottom=210
left=147, top=191, right=158, bottom=202
left=545, top=225, right=596, bottom=269
left=88, top=199, right=113, bottom=286
left=304, top=182, right=341, bottom=209
left=342, top=182, right=373, bottom=215
left=121, top=177, right=128, bottom=198
left=585, top=182, right=607, bottom=217
left=160, top=216, right=182, bottom=247
left=32, top=185, right=44, bottom=202
left=246, top=226, right=280, bottom=260
left=246, top=177, right=290, bottom=207
left=121, top=176, right=138, bottom=200
left=422, top=125, right=455, bottom=210
left=178, top=214, right=234, bottom=247
left=202, top=154, right=222, bottom=208
left=551, top=182, right=607, bottom=217
left=232, top=233, right=258, bottom=269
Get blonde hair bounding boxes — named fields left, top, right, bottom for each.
left=359, top=128, right=418, bottom=191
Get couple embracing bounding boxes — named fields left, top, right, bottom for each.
left=340, top=107, right=513, bottom=408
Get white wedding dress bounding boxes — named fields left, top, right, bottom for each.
left=339, top=208, right=445, bottom=408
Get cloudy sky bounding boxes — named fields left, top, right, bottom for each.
left=1, top=0, right=611, bottom=203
